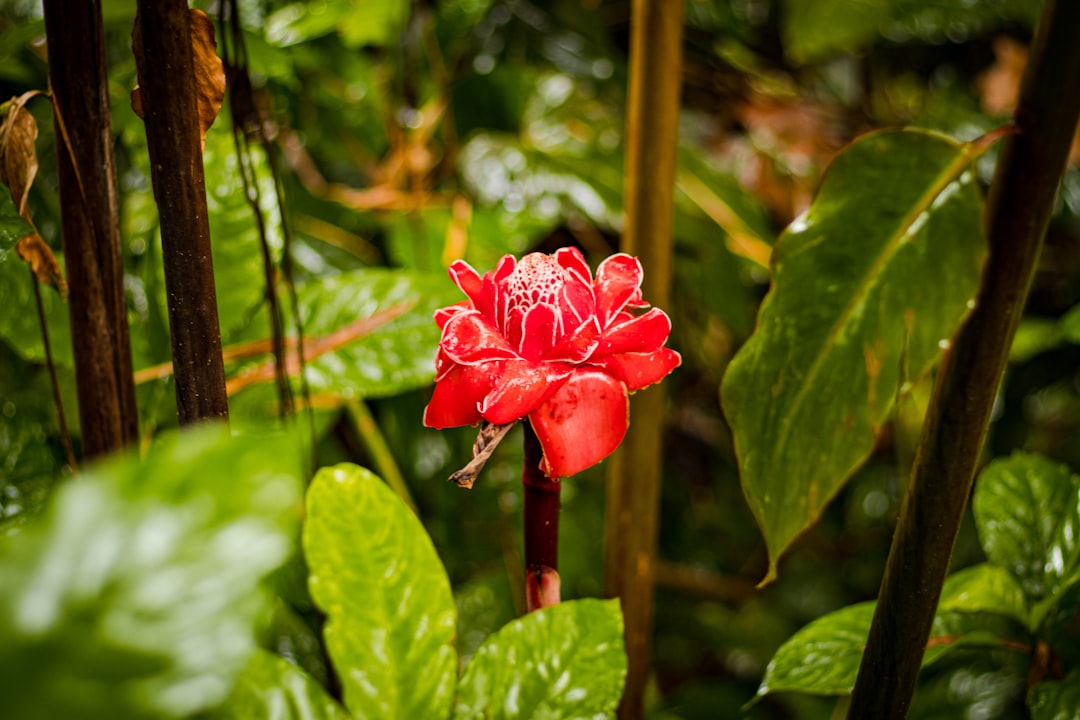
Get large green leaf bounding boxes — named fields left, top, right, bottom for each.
left=211, top=649, right=349, bottom=720
left=973, top=452, right=1080, bottom=630
left=938, top=563, right=1029, bottom=625
left=454, top=598, right=626, bottom=720
left=0, top=425, right=303, bottom=720
left=758, top=601, right=1023, bottom=698
left=0, top=185, right=33, bottom=260
left=286, top=269, right=456, bottom=400
left=304, top=464, right=457, bottom=720
left=721, top=129, right=987, bottom=582
left=226, top=268, right=459, bottom=415
left=1029, top=671, right=1080, bottom=720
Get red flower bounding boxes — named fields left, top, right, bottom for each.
left=423, top=248, right=680, bottom=478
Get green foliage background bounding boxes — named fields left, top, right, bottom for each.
left=3, top=0, right=1080, bottom=717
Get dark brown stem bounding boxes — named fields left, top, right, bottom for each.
left=134, top=0, right=229, bottom=424
left=848, top=1, right=1080, bottom=717
left=43, top=0, right=140, bottom=458
left=605, top=0, right=683, bottom=717
left=523, top=419, right=561, bottom=612
left=30, top=271, right=76, bottom=471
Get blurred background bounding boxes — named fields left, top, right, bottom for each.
left=1, top=0, right=1078, bottom=717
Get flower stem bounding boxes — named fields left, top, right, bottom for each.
left=522, top=419, right=561, bottom=612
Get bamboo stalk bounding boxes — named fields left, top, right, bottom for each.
left=848, top=1, right=1080, bottom=716
left=604, top=1, right=684, bottom=717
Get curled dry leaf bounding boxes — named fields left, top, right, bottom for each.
left=0, top=94, right=39, bottom=215
left=17, top=233, right=67, bottom=299
left=0, top=94, right=67, bottom=296
left=131, top=8, right=226, bottom=147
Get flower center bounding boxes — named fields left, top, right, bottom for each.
left=504, top=253, right=569, bottom=313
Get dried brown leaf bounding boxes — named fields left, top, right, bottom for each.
left=17, top=232, right=67, bottom=298
left=0, top=97, right=39, bottom=215
left=131, top=8, right=226, bottom=145
left=449, top=421, right=516, bottom=489
left=189, top=9, right=225, bottom=141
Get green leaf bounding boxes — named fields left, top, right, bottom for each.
left=781, top=0, right=889, bottom=64
left=0, top=244, right=73, bottom=365
left=758, top=601, right=1022, bottom=698
left=973, top=452, right=1080, bottom=630
left=292, top=269, right=458, bottom=400
left=211, top=649, right=350, bottom=720
left=0, top=425, right=304, bottom=720
left=1028, top=671, right=1080, bottom=720
left=454, top=598, right=626, bottom=720
left=304, top=464, right=457, bottom=720
left=721, top=129, right=987, bottom=582
left=267, top=0, right=409, bottom=48
left=938, top=563, right=1029, bottom=624
left=782, top=0, right=1043, bottom=64
left=758, top=602, right=875, bottom=698
left=0, top=186, right=33, bottom=261
left=203, top=125, right=278, bottom=343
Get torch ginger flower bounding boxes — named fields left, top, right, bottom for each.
left=423, top=248, right=680, bottom=478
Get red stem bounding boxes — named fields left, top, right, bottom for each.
left=522, top=419, right=561, bottom=612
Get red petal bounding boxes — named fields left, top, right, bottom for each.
left=558, top=275, right=595, bottom=330
left=493, top=254, right=516, bottom=283
left=594, top=254, right=643, bottom=326
left=423, top=362, right=501, bottom=428
left=593, top=347, right=681, bottom=391
left=505, top=305, right=526, bottom=353
left=441, top=311, right=518, bottom=364
left=547, top=316, right=600, bottom=362
left=434, top=347, right=453, bottom=380
left=480, top=359, right=573, bottom=424
left=555, top=246, right=592, bottom=285
left=448, top=261, right=483, bottom=305
left=434, top=301, right=469, bottom=330
left=596, top=308, right=672, bottom=356
left=519, top=303, right=558, bottom=360
left=530, top=370, right=628, bottom=478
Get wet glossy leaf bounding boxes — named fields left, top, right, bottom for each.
left=203, top=127, right=277, bottom=340
left=454, top=598, right=626, bottom=720
left=721, top=129, right=987, bottom=583
left=304, top=464, right=457, bottom=720
left=758, top=602, right=1019, bottom=698
left=1028, top=671, right=1080, bottom=720
left=973, top=452, right=1080, bottom=630
left=0, top=185, right=33, bottom=260
left=0, top=425, right=304, bottom=720
left=238, top=268, right=459, bottom=400
left=938, top=563, right=1029, bottom=625
left=211, top=649, right=349, bottom=720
